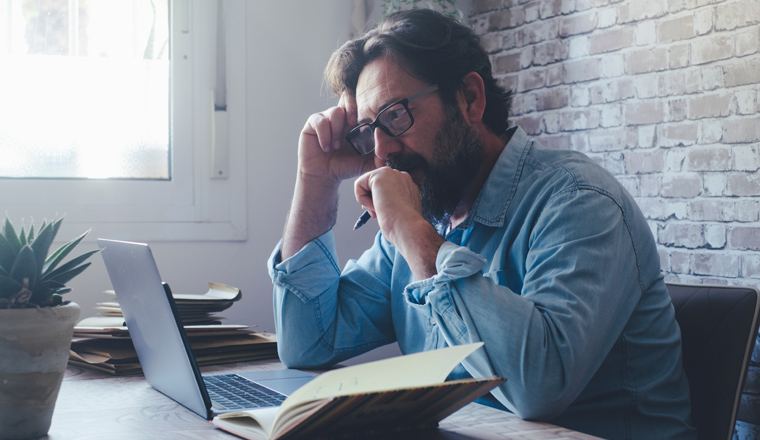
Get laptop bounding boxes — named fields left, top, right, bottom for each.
left=97, top=238, right=314, bottom=420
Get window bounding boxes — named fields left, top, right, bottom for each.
left=0, top=0, right=246, bottom=241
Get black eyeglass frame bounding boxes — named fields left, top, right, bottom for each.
left=345, top=84, right=439, bottom=156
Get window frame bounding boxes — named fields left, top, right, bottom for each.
left=1, top=0, right=247, bottom=242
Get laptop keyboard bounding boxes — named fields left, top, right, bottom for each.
left=204, top=374, right=288, bottom=410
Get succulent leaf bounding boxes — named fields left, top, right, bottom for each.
left=44, top=229, right=89, bottom=274
left=0, top=275, right=23, bottom=300
left=0, top=234, right=14, bottom=274
left=42, top=250, right=98, bottom=283
left=3, top=217, right=21, bottom=255
left=9, top=245, right=38, bottom=287
left=30, top=220, right=57, bottom=272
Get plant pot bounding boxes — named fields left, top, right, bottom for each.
left=0, top=302, right=80, bottom=440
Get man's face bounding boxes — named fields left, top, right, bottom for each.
left=355, top=56, right=483, bottom=228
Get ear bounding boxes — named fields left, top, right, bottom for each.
left=459, top=72, right=487, bottom=124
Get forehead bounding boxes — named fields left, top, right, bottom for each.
left=355, top=56, right=428, bottom=121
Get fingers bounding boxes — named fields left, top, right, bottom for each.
left=339, top=92, right=358, bottom=127
left=304, top=106, right=347, bottom=152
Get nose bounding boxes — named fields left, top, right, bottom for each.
left=373, top=128, right=402, bottom=163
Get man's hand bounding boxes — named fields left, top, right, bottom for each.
left=282, top=93, right=375, bottom=260
left=298, top=93, right=374, bottom=184
left=354, top=167, right=445, bottom=280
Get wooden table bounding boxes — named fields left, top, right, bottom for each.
left=47, top=360, right=599, bottom=439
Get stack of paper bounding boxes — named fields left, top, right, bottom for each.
left=69, top=283, right=278, bottom=375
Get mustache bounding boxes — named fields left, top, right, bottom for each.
left=385, top=153, right=428, bottom=174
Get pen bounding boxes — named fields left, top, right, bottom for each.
left=353, top=211, right=372, bottom=230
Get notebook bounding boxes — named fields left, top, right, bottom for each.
left=97, top=238, right=314, bottom=420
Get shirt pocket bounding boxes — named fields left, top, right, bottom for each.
left=483, top=269, right=521, bottom=294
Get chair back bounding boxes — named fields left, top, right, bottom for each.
left=667, top=282, right=760, bottom=440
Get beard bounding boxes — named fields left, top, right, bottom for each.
left=385, top=103, right=484, bottom=230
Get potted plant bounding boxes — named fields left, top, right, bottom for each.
left=0, top=217, right=99, bottom=440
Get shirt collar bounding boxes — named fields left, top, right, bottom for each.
left=457, top=126, right=531, bottom=230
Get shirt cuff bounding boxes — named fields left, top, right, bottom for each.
left=403, top=241, right=487, bottom=306
left=268, top=230, right=342, bottom=302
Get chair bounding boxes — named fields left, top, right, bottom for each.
left=667, top=282, right=760, bottom=440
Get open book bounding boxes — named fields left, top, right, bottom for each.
left=211, top=343, right=505, bottom=440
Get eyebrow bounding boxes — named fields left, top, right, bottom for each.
left=357, top=96, right=403, bottom=125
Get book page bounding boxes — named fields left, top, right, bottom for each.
left=278, top=342, right=483, bottom=419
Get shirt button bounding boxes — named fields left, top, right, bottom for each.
left=430, top=317, right=436, bottom=325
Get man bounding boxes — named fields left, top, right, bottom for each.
left=268, top=9, right=695, bottom=439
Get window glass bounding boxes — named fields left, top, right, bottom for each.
left=0, top=0, right=170, bottom=179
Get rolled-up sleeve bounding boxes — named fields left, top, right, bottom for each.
left=269, top=230, right=396, bottom=368
left=404, top=189, right=642, bottom=420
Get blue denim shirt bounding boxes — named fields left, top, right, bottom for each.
left=269, top=127, right=695, bottom=439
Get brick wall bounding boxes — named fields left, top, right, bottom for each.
left=469, top=0, right=760, bottom=437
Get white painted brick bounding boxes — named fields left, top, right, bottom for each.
left=700, top=66, right=724, bottom=91
left=560, top=108, right=601, bottom=131
left=640, top=174, right=661, bottom=196
left=705, top=224, right=727, bottom=248
left=626, top=47, right=668, bottom=74
left=729, top=226, right=760, bottom=251
left=544, top=113, right=561, bottom=134
left=546, top=64, right=564, bottom=86
left=598, top=7, right=617, bottom=28
left=626, top=100, right=666, bottom=125
left=662, top=173, right=702, bottom=197
left=665, top=148, right=687, bottom=173
left=723, top=115, right=760, bottom=143
left=733, top=145, right=760, bottom=171
left=624, top=149, right=665, bottom=174
left=658, top=15, right=693, bottom=43
left=634, top=74, right=658, bottom=98
left=736, top=200, right=760, bottom=222
left=524, top=2, right=541, bottom=22
left=590, top=27, right=635, bottom=54
left=618, top=0, right=667, bottom=23
left=617, top=175, right=640, bottom=196
left=568, top=36, right=590, bottom=58
left=669, top=98, right=688, bottom=122
left=514, top=115, right=543, bottom=135
left=670, top=250, right=692, bottom=274
left=600, top=104, right=623, bottom=127
left=694, top=8, right=713, bottom=36
left=724, top=58, right=760, bottom=87
left=637, top=21, right=657, bottom=46
left=661, top=123, right=699, bottom=146
left=702, top=173, right=727, bottom=196
left=686, top=146, right=732, bottom=170
left=638, top=125, right=657, bottom=148
left=589, top=126, right=637, bottom=150
left=715, top=0, right=760, bottom=32
left=570, top=86, right=591, bottom=107
left=689, top=199, right=732, bottom=221
left=559, top=11, right=598, bottom=37
left=590, top=78, right=635, bottom=103
left=699, top=119, right=723, bottom=144
left=669, top=43, right=690, bottom=69
left=736, top=26, right=760, bottom=56
left=688, top=93, right=731, bottom=119
left=694, top=253, right=740, bottom=277
left=604, top=151, right=627, bottom=175
left=658, top=223, right=705, bottom=248
left=735, top=88, right=758, bottom=115
left=600, top=54, right=625, bottom=78
left=563, top=58, right=601, bottom=83
left=692, top=34, right=734, bottom=65
left=743, top=254, right=760, bottom=279
left=518, top=68, right=546, bottom=91
left=571, top=132, right=590, bottom=152
left=637, top=197, right=687, bottom=220
left=658, top=70, right=700, bottom=97
left=727, top=171, right=760, bottom=196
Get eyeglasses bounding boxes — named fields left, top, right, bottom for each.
left=345, top=84, right=439, bottom=156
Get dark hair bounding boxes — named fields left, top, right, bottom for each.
left=325, top=8, right=513, bottom=134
